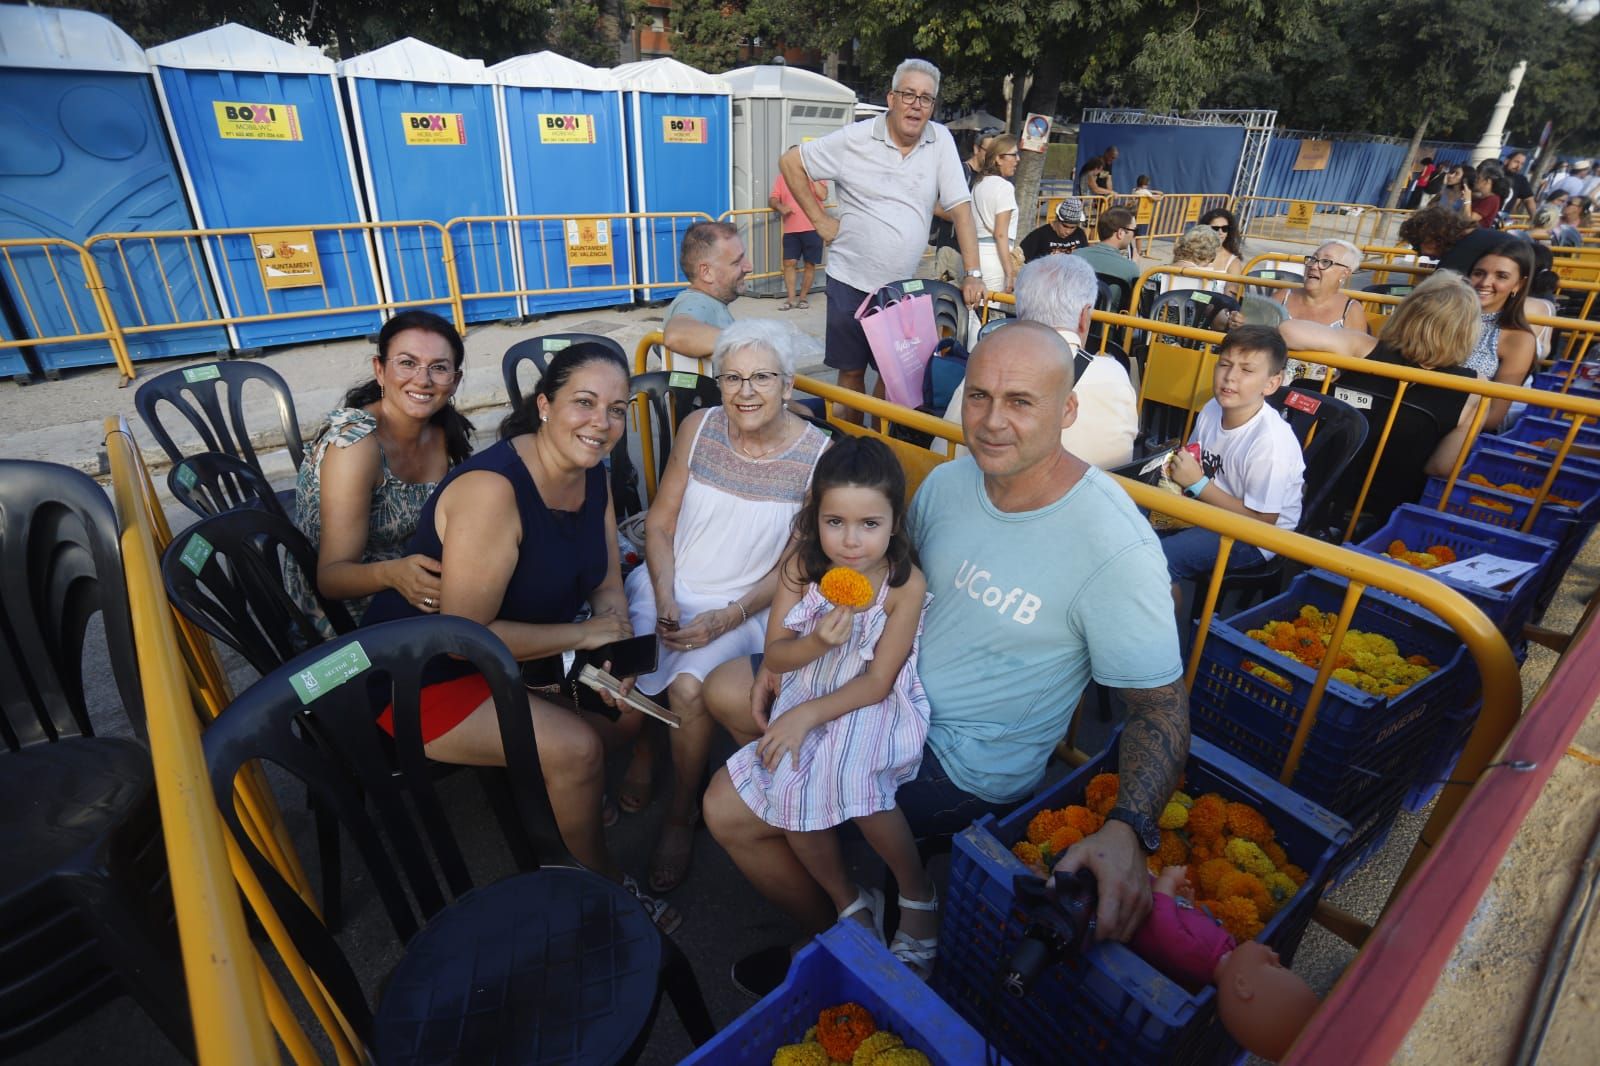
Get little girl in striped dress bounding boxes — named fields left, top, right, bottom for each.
left=725, top=438, right=939, bottom=977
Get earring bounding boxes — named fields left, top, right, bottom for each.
left=379, top=385, right=384, bottom=399
left=541, top=414, right=549, bottom=423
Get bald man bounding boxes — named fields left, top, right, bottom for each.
left=703, top=323, right=1189, bottom=992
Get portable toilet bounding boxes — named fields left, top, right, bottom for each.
left=492, top=51, right=631, bottom=317
left=148, top=24, right=381, bottom=350
left=340, top=38, right=515, bottom=325
left=612, top=58, right=730, bottom=301
left=0, top=4, right=228, bottom=377
left=722, top=64, right=855, bottom=297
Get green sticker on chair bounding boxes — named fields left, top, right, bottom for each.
left=669, top=371, right=699, bottom=389
left=178, top=533, right=213, bottom=575
left=903, top=279, right=925, bottom=293
left=542, top=338, right=571, bottom=352
left=183, top=364, right=221, bottom=383
left=176, top=464, right=198, bottom=489
left=288, top=643, right=373, bottom=706
left=1191, top=291, right=1211, bottom=304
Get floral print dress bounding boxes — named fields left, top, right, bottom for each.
left=285, top=407, right=438, bottom=633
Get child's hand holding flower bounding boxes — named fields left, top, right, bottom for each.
left=1169, top=447, right=1203, bottom=489
left=813, top=605, right=854, bottom=647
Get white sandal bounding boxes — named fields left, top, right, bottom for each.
left=889, top=889, right=939, bottom=980
left=838, top=885, right=885, bottom=944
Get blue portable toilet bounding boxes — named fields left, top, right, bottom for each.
left=0, top=4, right=227, bottom=377
left=492, top=51, right=632, bottom=317
left=340, top=38, right=516, bottom=324
left=148, top=24, right=381, bottom=350
left=612, top=58, right=731, bottom=301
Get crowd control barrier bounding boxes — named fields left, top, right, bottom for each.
left=0, top=237, right=134, bottom=382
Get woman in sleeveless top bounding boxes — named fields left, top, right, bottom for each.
left=1277, top=240, right=1369, bottom=334
left=286, top=311, right=474, bottom=631
left=1164, top=225, right=1226, bottom=295
left=622, top=320, right=829, bottom=893
left=1200, top=207, right=1246, bottom=296
left=1464, top=239, right=1538, bottom=430
left=361, top=342, right=681, bottom=932
left=1277, top=272, right=1486, bottom=529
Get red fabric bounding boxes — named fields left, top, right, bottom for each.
left=377, top=673, right=491, bottom=744
left=1130, top=891, right=1237, bottom=989
left=1472, top=194, right=1502, bottom=227
left=770, top=175, right=828, bottom=235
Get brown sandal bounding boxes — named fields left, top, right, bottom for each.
left=647, top=814, right=698, bottom=893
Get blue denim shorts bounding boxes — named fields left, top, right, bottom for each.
left=1160, top=525, right=1268, bottom=581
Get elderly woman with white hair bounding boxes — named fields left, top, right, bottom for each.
left=623, top=318, right=831, bottom=893
left=1277, top=239, right=1369, bottom=333
left=1163, top=225, right=1227, bottom=295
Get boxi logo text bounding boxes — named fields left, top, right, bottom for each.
left=224, top=105, right=276, bottom=122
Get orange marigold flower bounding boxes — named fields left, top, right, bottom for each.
left=1281, top=863, right=1309, bottom=887
left=1217, top=870, right=1272, bottom=914
left=1026, top=808, right=1068, bottom=846
left=1047, top=825, right=1084, bottom=856
left=1208, top=896, right=1265, bottom=941
left=1428, top=544, right=1457, bottom=564
left=1225, top=802, right=1275, bottom=845
left=1012, top=841, right=1043, bottom=868
left=1196, top=857, right=1238, bottom=898
left=1147, top=854, right=1165, bottom=876
left=820, top=566, right=875, bottom=609
left=1063, top=805, right=1104, bottom=837
left=1085, top=773, right=1120, bottom=816
left=816, top=1003, right=876, bottom=1062
left=1186, top=795, right=1228, bottom=840
left=1157, top=829, right=1189, bottom=869
left=1188, top=836, right=1220, bottom=864
left=1387, top=539, right=1408, bottom=557
left=1263, top=840, right=1290, bottom=869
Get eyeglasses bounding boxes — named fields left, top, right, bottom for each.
left=387, top=357, right=459, bottom=383
left=1210, top=224, right=1231, bottom=232
left=890, top=89, right=937, bottom=109
left=1303, top=256, right=1350, bottom=271
left=997, top=151, right=1020, bottom=159
left=1118, top=226, right=1136, bottom=236
left=717, top=370, right=784, bottom=392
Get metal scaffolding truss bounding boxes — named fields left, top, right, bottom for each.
left=1082, top=107, right=1278, bottom=202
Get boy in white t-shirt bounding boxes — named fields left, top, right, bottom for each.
left=1161, top=325, right=1305, bottom=590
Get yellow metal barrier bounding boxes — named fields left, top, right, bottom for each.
left=86, top=220, right=463, bottom=347
left=0, top=236, right=136, bottom=382
left=1238, top=196, right=1413, bottom=249
left=105, top=419, right=277, bottom=1064
left=797, top=374, right=1523, bottom=932
left=444, top=210, right=715, bottom=313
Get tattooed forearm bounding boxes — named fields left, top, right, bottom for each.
left=1115, top=680, right=1190, bottom=820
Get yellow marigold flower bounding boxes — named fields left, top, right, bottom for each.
left=1208, top=896, right=1265, bottom=941
left=1085, top=773, right=1120, bottom=816
left=820, top=566, right=875, bottom=609
left=1264, top=840, right=1289, bottom=868
left=1281, top=863, right=1309, bottom=887
left=804, top=1026, right=817, bottom=1042
left=1225, top=803, right=1275, bottom=845
left=1196, top=857, right=1238, bottom=898
left=870, top=1050, right=932, bottom=1066
left=1171, top=790, right=1195, bottom=809
left=1026, top=808, right=1067, bottom=846
left=773, top=1043, right=831, bottom=1066
left=852, top=1031, right=904, bottom=1065
left=1158, top=801, right=1189, bottom=830
left=1265, top=871, right=1299, bottom=904
left=1225, top=838, right=1276, bottom=877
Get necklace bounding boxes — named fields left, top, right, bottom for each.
left=731, top=420, right=790, bottom=461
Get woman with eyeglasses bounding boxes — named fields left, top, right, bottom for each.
left=972, top=134, right=1023, bottom=296
left=1275, top=240, right=1369, bottom=337
left=623, top=319, right=829, bottom=894
left=286, top=310, right=475, bottom=629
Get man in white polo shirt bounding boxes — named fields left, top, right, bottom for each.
left=778, top=58, right=985, bottom=422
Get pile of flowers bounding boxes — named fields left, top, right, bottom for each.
left=1466, top=472, right=1581, bottom=509
left=820, top=566, right=875, bottom=609
left=1009, top=773, right=1308, bottom=943
left=1382, top=538, right=1457, bottom=570
left=1243, top=604, right=1437, bottom=698
left=772, top=1002, right=930, bottom=1065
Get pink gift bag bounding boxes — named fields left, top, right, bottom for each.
left=855, top=285, right=939, bottom=409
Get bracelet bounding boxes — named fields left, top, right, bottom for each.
left=729, top=600, right=749, bottom=625
left=1186, top=475, right=1211, bottom=499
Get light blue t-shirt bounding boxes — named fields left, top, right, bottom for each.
left=663, top=288, right=734, bottom=372
left=908, top=458, right=1184, bottom=803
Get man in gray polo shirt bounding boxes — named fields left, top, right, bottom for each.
left=778, top=59, right=984, bottom=421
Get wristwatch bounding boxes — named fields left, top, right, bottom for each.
left=965, top=268, right=983, bottom=279
left=1106, top=806, right=1161, bottom=854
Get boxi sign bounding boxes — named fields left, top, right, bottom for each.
left=401, top=113, right=466, bottom=145
left=539, top=113, right=595, bottom=144
left=662, top=116, right=706, bottom=144
left=213, top=101, right=302, bottom=141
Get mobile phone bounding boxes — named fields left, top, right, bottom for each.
left=657, top=616, right=679, bottom=631
left=590, top=634, right=659, bottom=679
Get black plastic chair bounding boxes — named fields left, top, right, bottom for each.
left=1361, top=283, right=1415, bottom=298
left=0, top=461, right=191, bottom=1059
left=160, top=507, right=355, bottom=677
left=1245, top=266, right=1304, bottom=295
left=873, top=278, right=970, bottom=348
left=133, top=360, right=305, bottom=478
left=502, top=333, right=630, bottom=413
left=630, top=370, right=722, bottom=492
left=167, top=450, right=289, bottom=523
left=201, top=619, right=714, bottom=1064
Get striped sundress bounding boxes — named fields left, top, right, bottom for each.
left=728, top=578, right=932, bottom=832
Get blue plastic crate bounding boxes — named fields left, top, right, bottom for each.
left=1189, top=571, right=1473, bottom=828
left=934, top=733, right=1349, bottom=1066
left=1351, top=504, right=1559, bottom=639
left=1493, top=414, right=1600, bottom=450
left=683, top=922, right=996, bottom=1066
left=1478, top=433, right=1600, bottom=477
left=1528, top=372, right=1600, bottom=420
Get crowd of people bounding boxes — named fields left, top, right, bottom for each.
left=279, top=55, right=1588, bottom=1006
